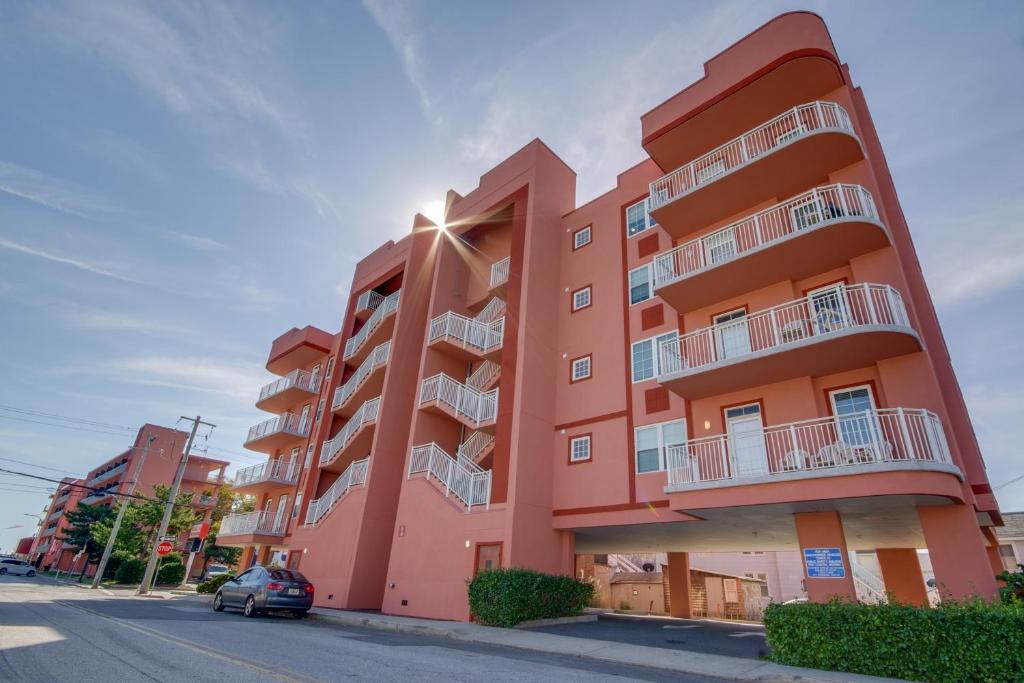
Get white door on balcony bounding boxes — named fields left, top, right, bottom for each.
left=726, top=404, right=767, bottom=478
left=808, top=285, right=849, bottom=336
left=703, top=228, right=737, bottom=266
left=298, top=404, right=311, bottom=433
left=274, top=495, right=289, bottom=533
left=715, top=309, right=751, bottom=360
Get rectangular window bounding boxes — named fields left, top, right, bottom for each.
left=829, top=385, right=878, bottom=447
left=572, top=286, right=591, bottom=312
left=573, top=226, right=592, bottom=250
left=292, top=493, right=303, bottom=519
left=315, top=399, right=325, bottom=423
left=634, top=419, right=686, bottom=473
left=325, top=356, right=335, bottom=380
left=304, top=444, right=314, bottom=468
left=570, top=355, right=591, bottom=382
left=629, top=265, right=653, bottom=305
left=569, top=435, right=591, bottom=463
left=631, top=331, right=679, bottom=382
left=723, top=578, right=739, bottom=603
left=626, top=199, right=657, bottom=237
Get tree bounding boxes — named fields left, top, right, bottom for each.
left=200, top=484, right=251, bottom=573
left=59, top=503, right=114, bottom=569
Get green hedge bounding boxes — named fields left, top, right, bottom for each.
left=114, top=558, right=145, bottom=584
left=764, top=599, right=1024, bottom=683
left=156, top=561, right=185, bottom=585
left=467, top=568, right=594, bottom=627
left=197, top=573, right=234, bottom=594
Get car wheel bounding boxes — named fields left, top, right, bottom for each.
left=26, top=570, right=35, bottom=577
left=213, top=592, right=225, bottom=612
left=243, top=595, right=259, bottom=618
left=293, top=610, right=308, bottom=619
left=0, top=568, right=7, bottom=575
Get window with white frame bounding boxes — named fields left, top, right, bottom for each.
left=325, top=356, right=335, bottom=380
left=629, top=264, right=653, bottom=304
left=304, top=444, right=315, bottom=468
left=631, top=331, right=679, bottom=382
left=572, top=286, right=591, bottom=311
left=315, top=398, right=325, bottom=423
left=570, top=355, right=591, bottom=382
left=569, top=435, right=591, bottom=462
left=634, top=419, right=686, bottom=473
left=573, top=226, right=592, bottom=249
left=626, top=199, right=658, bottom=237
left=292, top=493, right=303, bottom=519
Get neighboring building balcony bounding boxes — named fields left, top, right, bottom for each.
left=418, top=373, right=498, bottom=432
left=648, top=101, right=863, bottom=238
left=54, top=490, right=71, bottom=504
left=653, top=184, right=889, bottom=313
left=255, top=368, right=320, bottom=414
left=86, top=462, right=127, bottom=488
left=320, top=397, right=380, bottom=473
left=657, top=284, right=921, bottom=399
left=354, top=290, right=386, bottom=321
left=408, top=443, right=491, bottom=512
left=305, top=456, right=369, bottom=526
left=332, top=341, right=390, bottom=417
left=427, top=310, right=504, bottom=361
left=243, top=412, right=310, bottom=454
left=232, top=458, right=300, bottom=492
left=343, top=289, right=401, bottom=363
left=39, top=526, right=57, bottom=538
left=218, top=511, right=287, bottom=541
left=35, top=539, right=50, bottom=553
left=46, top=508, right=63, bottom=523
left=665, top=408, right=960, bottom=493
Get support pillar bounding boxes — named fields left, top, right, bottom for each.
left=666, top=552, right=693, bottom=618
left=793, top=510, right=857, bottom=603
left=876, top=548, right=928, bottom=606
left=982, top=527, right=1006, bottom=577
left=918, top=504, right=998, bottom=601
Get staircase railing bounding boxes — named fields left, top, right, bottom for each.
left=332, top=341, right=390, bottom=410
left=489, top=257, right=510, bottom=289
left=851, top=560, right=888, bottom=603
left=305, top=457, right=370, bottom=525
left=419, top=373, right=498, bottom=426
left=428, top=311, right=504, bottom=354
left=408, top=443, right=490, bottom=512
left=457, top=431, right=495, bottom=464
left=466, top=361, right=501, bottom=391
left=321, top=397, right=380, bottom=466
left=475, top=297, right=507, bottom=324
left=344, top=289, right=401, bottom=360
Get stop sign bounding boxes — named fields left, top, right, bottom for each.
left=156, top=540, right=174, bottom=556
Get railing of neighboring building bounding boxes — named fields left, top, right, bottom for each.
left=408, top=443, right=491, bottom=512
left=419, top=373, right=498, bottom=426
left=304, top=457, right=370, bottom=525
left=344, top=290, right=401, bottom=360
left=86, top=462, right=128, bottom=488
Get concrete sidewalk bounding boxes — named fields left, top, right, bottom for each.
left=307, top=608, right=899, bottom=683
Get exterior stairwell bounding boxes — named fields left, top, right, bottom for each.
left=466, top=360, right=500, bottom=392
left=304, top=457, right=369, bottom=526
left=408, top=443, right=491, bottom=512
left=851, top=556, right=888, bottom=603
left=427, top=298, right=506, bottom=358
left=457, top=430, right=495, bottom=466
left=418, top=373, right=498, bottom=431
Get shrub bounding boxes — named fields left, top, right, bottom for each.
left=764, top=599, right=1024, bottom=683
left=114, top=558, right=145, bottom=584
left=467, top=568, right=594, bottom=627
left=102, top=551, right=131, bottom=579
left=156, top=561, right=185, bottom=585
left=997, top=564, right=1024, bottom=605
left=197, top=572, right=235, bottom=594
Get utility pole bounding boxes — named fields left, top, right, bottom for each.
left=91, top=434, right=157, bottom=589
left=137, top=416, right=214, bottom=595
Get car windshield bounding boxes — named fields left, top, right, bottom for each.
left=268, top=569, right=306, bottom=582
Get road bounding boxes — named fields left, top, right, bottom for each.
left=0, top=576, right=728, bottom=682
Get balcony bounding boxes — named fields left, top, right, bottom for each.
left=658, top=284, right=921, bottom=399
left=653, top=184, right=889, bottom=313
left=418, top=373, right=498, bottom=432
left=343, top=289, right=400, bottom=364
left=85, top=461, right=127, bottom=488
left=305, top=457, right=369, bottom=526
left=243, top=412, right=310, bottom=454
left=665, top=408, right=960, bottom=493
left=232, top=458, right=300, bottom=491
left=354, top=290, right=386, bottom=321
left=320, top=397, right=379, bottom=473
left=218, top=511, right=287, bottom=541
left=266, top=325, right=334, bottom=375
left=408, top=443, right=491, bottom=512
left=332, top=341, right=390, bottom=417
left=255, top=368, right=320, bottom=414
left=648, top=102, right=863, bottom=239
left=427, top=311, right=504, bottom=362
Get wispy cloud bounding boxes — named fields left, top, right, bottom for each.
left=162, top=229, right=227, bottom=252
left=0, top=161, right=119, bottom=217
left=0, top=235, right=141, bottom=284
left=61, top=309, right=178, bottom=335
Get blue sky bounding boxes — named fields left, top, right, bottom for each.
left=1, top=0, right=1022, bottom=551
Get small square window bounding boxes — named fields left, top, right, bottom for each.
left=573, top=226, right=592, bottom=250
left=571, top=355, right=591, bottom=382
left=569, top=435, right=591, bottom=463
left=572, top=286, right=591, bottom=312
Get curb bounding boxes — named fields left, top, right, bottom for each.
left=516, top=614, right=597, bottom=629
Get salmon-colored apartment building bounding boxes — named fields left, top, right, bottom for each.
left=219, top=12, right=1003, bottom=620
left=29, top=424, right=228, bottom=575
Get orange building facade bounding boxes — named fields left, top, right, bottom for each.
left=222, top=12, right=1003, bottom=620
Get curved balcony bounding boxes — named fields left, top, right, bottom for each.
left=648, top=102, right=863, bottom=238
left=665, top=408, right=960, bottom=494
left=255, top=368, right=320, bottom=414
left=232, top=458, right=300, bottom=492
left=332, top=341, right=389, bottom=417
left=653, top=184, right=889, bottom=313
left=427, top=311, right=504, bottom=362
left=243, top=412, right=310, bottom=454
left=658, top=284, right=920, bottom=399
left=418, top=373, right=498, bottom=432
left=320, top=397, right=379, bottom=473
left=343, top=289, right=400, bottom=364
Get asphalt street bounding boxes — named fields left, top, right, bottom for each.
left=0, top=576, right=731, bottom=682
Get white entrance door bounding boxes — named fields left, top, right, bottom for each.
left=715, top=309, right=751, bottom=360
left=727, top=404, right=768, bottom=478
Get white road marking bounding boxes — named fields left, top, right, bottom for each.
left=661, top=625, right=701, bottom=629
left=729, top=632, right=765, bottom=638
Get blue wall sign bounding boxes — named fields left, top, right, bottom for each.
left=803, top=547, right=846, bottom=578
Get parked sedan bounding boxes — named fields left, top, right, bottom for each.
left=213, top=566, right=314, bottom=618
left=0, top=558, right=36, bottom=576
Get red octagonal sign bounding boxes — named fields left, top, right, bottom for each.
left=156, top=540, right=174, bottom=556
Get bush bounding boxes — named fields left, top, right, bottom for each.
left=114, top=558, right=145, bottom=584
left=155, top=561, right=185, bottom=585
left=102, top=551, right=131, bottom=579
left=467, top=568, right=594, bottom=627
left=997, top=564, right=1024, bottom=604
left=197, top=572, right=234, bottom=594
left=764, top=599, right=1024, bottom=683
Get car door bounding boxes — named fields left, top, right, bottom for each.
left=223, top=569, right=250, bottom=605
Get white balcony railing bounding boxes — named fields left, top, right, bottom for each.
left=428, top=311, right=504, bottom=355
left=86, top=461, right=128, bottom=488
left=457, top=431, right=495, bottom=463
left=305, top=457, right=369, bottom=525
left=419, top=373, right=498, bottom=426
left=658, top=284, right=911, bottom=377
left=466, top=361, right=501, bottom=392
left=258, top=368, right=320, bottom=404
left=232, top=457, right=300, bottom=488
left=489, top=256, right=510, bottom=289
left=476, top=297, right=507, bottom=324
left=355, top=290, right=385, bottom=315
left=653, top=184, right=880, bottom=288
left=219, top=510, right=288, bottom=536
left=666, top=408, right=954, bottom=489
left=409, top=443, right=491, bottom=512
left=320, top=397, right=380, bottom=466
left=649, top=101, right=854, bottom=212
left=332, top=341, right=390, bottom=410
left=245, top=412, right=310, bottom=445
left=344, top=290, right=401, bottom=360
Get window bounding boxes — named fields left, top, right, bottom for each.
left=570, top=355, right=591, bottom=382
left=304, top=444, right=314, bottom=468
left=569, top=435, right=591, bottom=463
left=697, top=159, right=726, bottom=183
left=325, top=356, right=335, bottom=380
left=631, top=331, right=679, bottom=382
left=310, top=362, right=322, bottom=389
left=292, top=493, right=303, bottom=519
left=315, top=399, right=325, bottom=423
left=626, top=199, right=657, bottom=237
left=573, top=226, right=592, bottom=250
left=629, top=265, right=653, bottom=305
left=571, top=286, right=591, bottom=312
left=829, top=385, right=878, bottom=447
left=634, top=419, right=686, bottom=473
left=723, top=578, right=739, bottom=603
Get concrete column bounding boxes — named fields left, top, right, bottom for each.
left=241, top=546, right=255, bottom=568
left=793, top=510, right=857, bottom=603
left=559, top=531, right=575, bottom=576
left=982, top=527, right=1006, bottom=577
left=666, top=552, right=693, bottom=618
left=918, top=504, right=998, bottom=601
left=876, top=548, right=928, bottom=606
left=256, top=545, right=272, bottom=566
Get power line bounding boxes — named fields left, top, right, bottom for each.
left=0, top=467, right=198, bottom=507
left=0, top=414, right=133, bottom=437
left=0, top=456, right=84, bottom=477
left=0, top=405, right=135, bottom=431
